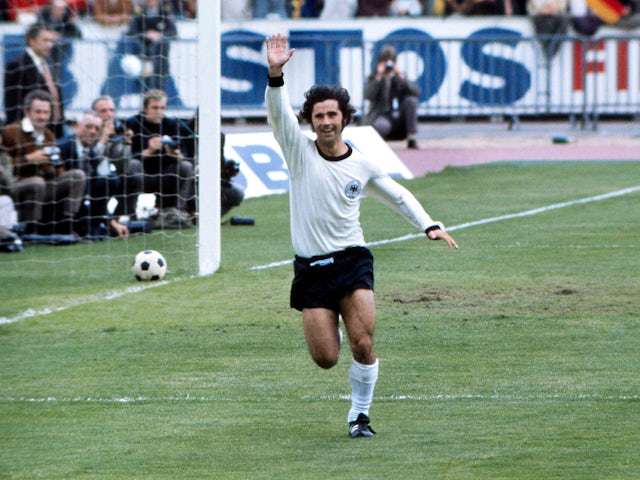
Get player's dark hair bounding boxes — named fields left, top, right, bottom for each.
left=299, top=84, right=357, bottom=127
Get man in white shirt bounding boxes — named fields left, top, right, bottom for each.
left=265, top=33, right=459, bottom=438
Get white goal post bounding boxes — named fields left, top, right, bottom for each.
left=196, top=1, right=221, bottom=276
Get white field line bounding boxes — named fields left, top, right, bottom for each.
left=250, top=185, right=640, bottom=270
left=2, top=185, right=638, bottom=325
left=2, top=393, right=639, bottom=404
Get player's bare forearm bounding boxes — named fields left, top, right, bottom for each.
left=265, top=33, right=296, bottom=77
left=427, top=228, right=459, bottom=249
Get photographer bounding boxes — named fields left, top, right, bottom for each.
left=220, top=133, right=245, bottom=218
left=1, top=90, right=85, bottom=237
left=92, top=95, right=143, bottom=223
left=127, top=89, right=195, bottom=228
left=182, top=112, right=245, bottom=221
left=364, top=45, right=421, bottom=150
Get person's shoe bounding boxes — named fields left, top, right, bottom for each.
left=348, top=413, right=376, bottom=438
left=407, top=138, right=419, bottom=150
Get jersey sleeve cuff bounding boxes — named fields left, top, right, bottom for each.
left=268, top=74, right=284, bottom=87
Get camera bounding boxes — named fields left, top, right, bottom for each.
left=44, top=146, right=62, bottom=166
left=113, top=120, right=126, bottom=136
left=385, top=60, right=394, bottom=72
left=160, top=135, right=177, bottom=147
left=222, top=159, right=240, bottom=180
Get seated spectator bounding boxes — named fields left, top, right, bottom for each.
left=356, top=0, right=392, bottom=16
left=93, top=0, right=134, bottom=26
left=58, top=112, right=130, bottom=240
left=4, top=23, right=66, bottom=139
left=2, top=90, right=85, bottom=237
left=390, top=0, right=424, bottom=15
left=127, top=89, right=195, bottom=229
left=528, top=0, right=569, bottom=60
left=125, top=0, right=177, bottom=91
left=320, top=0, right=357, bottom=17
left=91, top=95, right=143, bottom=224
left=364, top=46, right=421, bottom=149
left=253, top=0, right=289, bottom=18
left=0, top=126, right=15, bottom=199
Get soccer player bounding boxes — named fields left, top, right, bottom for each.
left=264, top=33, right=459, bottom=438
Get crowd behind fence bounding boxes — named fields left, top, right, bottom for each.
left=2, top=30, right=640, bottom=126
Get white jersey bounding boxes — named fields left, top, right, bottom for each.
left=266, top=82, right=444, bottom=258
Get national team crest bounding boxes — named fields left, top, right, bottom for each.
left=345, top=180, right=362, bottom=199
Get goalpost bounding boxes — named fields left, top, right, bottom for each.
left=196, top=1, right=221, bottom=276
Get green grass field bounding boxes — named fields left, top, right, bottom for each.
left=1, top=161, right=639, bottom=479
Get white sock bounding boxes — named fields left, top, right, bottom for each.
left=347, top=358, right=379, bottom=423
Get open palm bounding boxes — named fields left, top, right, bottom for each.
left=266, top=33, right=295, bottom=70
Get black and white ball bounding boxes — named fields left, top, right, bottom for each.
left=132, top=250, right=167, bottom=281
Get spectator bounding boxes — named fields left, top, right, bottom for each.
left=57, top=112, right=130, bottom=239
left=91, top=95, right=143, bottom=224
left=570, top=0, right=603, bottom=35
left=616, top=0, right=640, bottom=28
left=37, top=0, right=82, bottom=86
left=1, top=0, right=11, bottom=21
left=2, top=90, right=85, bottom=236
left=356, top=0, right=391, bottom=16
left=364, top=45, right=421, bottom=150
left=253, top=0, right=288, bottom=18
left=390, top=0, right=424, bottom=15
left=4, top=23, right=66, bottom=139
left=221, top=0, right=251, bottom=20
left=125, top=0, right=177, bottom=91
left=528, top=0, right=569, bottom=60
left=320, top=0, right=357, bottom=18
left=167, top=0, right=197, bottom=18
left=4, top=0, right=49, bottom=22
left=126, top=89, right=195, bottom=229
left=445, top=0, right=506, bottom=14
left=292, top=0, right=322, bottom=17
left=0, top=126, right=15, bottom=198
left=93, top=0, right=134, bottom=26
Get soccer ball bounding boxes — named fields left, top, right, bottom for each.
left=131, top=250, right=167, bottom=281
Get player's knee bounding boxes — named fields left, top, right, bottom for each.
left=312, top=351, right=339, bottom=370
left=350, top=335, right=374, bottom=362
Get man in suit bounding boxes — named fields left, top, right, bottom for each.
left=4, top=23, right=66, bottom=139
left=2, top=90, right=85, bottom=236
left=58, top=112, right=129, bottom=239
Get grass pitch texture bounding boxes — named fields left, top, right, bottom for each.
left=1, top=162, right=639, bottom=479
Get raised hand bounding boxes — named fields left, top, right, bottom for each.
left=265, top=33, right=295, bottom=76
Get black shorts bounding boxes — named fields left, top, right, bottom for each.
left=290, top=246, right=374, bottom=312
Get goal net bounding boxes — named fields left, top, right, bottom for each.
left=1, top=1, right=220, bottom=282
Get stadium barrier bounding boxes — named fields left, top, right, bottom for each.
left=1, top=18, right=639, bottom=125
